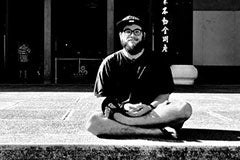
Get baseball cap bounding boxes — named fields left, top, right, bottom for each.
left=116, top=15, right=144, bottom=31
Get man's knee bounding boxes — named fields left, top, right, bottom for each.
left=86, top=113, right=105, bottom=135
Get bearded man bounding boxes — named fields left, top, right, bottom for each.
left=86, top=15, right=192, bottom=139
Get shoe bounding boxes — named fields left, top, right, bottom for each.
left=103, top=103, right=117, bottom=119
left=102, top=97, right=122, bottom=119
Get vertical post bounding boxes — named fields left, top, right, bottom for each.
left=148, top=0, right=153, bottom=51
left=3, top=35, right=6, bottom=70
left=107, top=0, right=114, bottom=54
left=4, top=0, right=9, bottom=72
left=54, top=58, right=57, bottom=84
left=44, top=0, right=51, bottom=84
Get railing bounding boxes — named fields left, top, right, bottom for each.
left=54, top=57, right=102, bottom=84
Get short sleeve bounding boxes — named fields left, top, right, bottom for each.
left=94, top=59, right=110, bottom=97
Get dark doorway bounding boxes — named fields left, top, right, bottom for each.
left=5, top=0, right=44, bottom=83
left=170, top=0, right=193, bottom=64
left=52, top=0, right=107, bottom=84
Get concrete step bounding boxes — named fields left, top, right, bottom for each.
left=0, top=132, right=240, bottom=159
left=0, top=143, right=239, bottom=159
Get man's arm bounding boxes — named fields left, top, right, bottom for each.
left=114, top=94, right=192, bottom=127
left=150, top=93, right=170, bottom=108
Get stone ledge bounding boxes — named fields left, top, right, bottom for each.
left=0, top=145, right=239, bottom=159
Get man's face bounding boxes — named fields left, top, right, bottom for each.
left=119, top=24, right=145, bottom=55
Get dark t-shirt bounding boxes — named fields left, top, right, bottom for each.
left=94, top=49, right=174, bottom=105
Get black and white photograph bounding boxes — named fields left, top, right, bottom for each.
left=0, top=0, right=239, bottom=159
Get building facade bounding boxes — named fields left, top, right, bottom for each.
left=0, top=0, right=239, bottom=85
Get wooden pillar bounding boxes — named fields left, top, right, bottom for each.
left=44, top=0, right=51, bottom=84
left=107, top=0, right=114, bottom=54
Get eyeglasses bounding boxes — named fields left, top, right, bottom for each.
left=123, top=29, right=142, bottom=36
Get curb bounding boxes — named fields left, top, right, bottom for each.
left=0, top=145, right=239, bottom=159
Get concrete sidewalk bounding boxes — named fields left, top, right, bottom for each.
left=0, top=87, right=239, bottom=159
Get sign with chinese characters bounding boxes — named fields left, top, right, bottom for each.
left=161, top=0, right=169, bottom=54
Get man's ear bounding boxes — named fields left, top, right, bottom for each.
left=119, top=32, right=123, bottom=40
left=143, top=32, right=146, bottom=38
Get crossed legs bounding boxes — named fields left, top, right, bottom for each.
left=86, top=100, right=192, bottom=138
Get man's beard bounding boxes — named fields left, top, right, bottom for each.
left=121, top=39, right=145, bottom=55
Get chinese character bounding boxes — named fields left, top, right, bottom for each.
left=161, top=26, right=169, bottom=35
left=162, top=36, right=169, bottom=43
left=162, top=17, right=169, bottom=25
left=162, top=7, right=168, bottom=15
left=162, top=44, right=168, bottom=53
left=163, top=0, right=168, bottom=5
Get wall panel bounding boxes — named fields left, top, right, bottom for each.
left=193, top=11, right=240, bottom=66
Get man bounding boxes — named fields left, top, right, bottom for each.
left=86, top=15, right=192, bottom=138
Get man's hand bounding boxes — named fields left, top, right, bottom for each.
left=124, top=103, right=152, bottom=117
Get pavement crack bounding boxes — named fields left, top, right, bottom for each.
left=75, top=98, right=81, bottom=103
left=62, top=109, right=74, bottom=121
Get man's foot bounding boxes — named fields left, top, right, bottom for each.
left=104, top=103, right=117, bottom=119
left=102, top=97, right=123, bottom=119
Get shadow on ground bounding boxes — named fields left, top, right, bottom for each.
left=180, top=128, right=240, bottom=142
left=97, top=128, right=240, bottom=142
